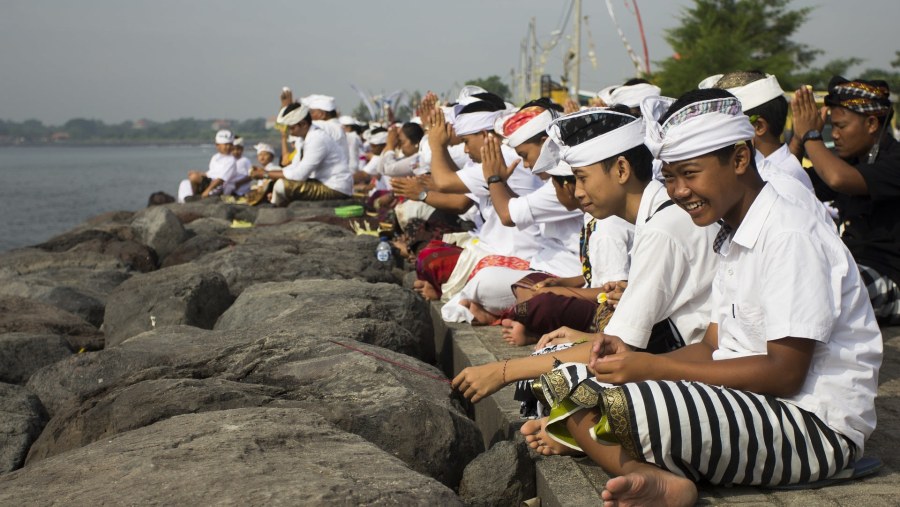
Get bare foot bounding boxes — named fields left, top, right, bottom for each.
left=461, top=299, right=499, bottom=326
left=413, top=280, right=440, bottom=300
left=520, top=418, right=577, bottom=456
left=501, top=318, right=535, bottom=346
left=601, top=464, right=698, bottom=507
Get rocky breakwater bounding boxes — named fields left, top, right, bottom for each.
left=0, top=198, right=482, bottom=504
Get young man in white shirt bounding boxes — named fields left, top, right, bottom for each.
left=229, top=137, right=254, bottom=197
left=177, top=129, right=238, bottom=202
left=532, top=89, right=881, bottom=505
left=266, top=103, right=353, bottom=203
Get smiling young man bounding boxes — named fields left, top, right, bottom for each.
left=792, top=76, right=900, bottom=325
left=530, top=89, right=882, bottom=506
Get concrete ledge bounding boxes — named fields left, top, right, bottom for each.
left=431, top=300, right=900, bottom=506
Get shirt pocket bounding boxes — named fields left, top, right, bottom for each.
left=736, top=302, right=767, bottom=352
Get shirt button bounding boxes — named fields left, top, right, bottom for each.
left=727, top=268, right=734, bottom=276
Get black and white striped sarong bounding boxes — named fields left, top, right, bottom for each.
left=859, top=264, right=900, bottom=325
left=540, top=364, right=855, bottom=487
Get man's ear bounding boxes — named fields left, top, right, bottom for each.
left=865, top=115, right=881, bottom=135
left=753, top=117, right=769, bottom=138
left=615, top=156, right=632, bottom=184
left=733, top=143, right=753, bottom=176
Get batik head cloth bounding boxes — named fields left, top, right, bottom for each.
left=494, top=106, right=557, bottom=147
left=546, top=108, right=644, bottom=168
left=825, top=76, right=892, bottom=117
left=640, top=95, right=755, bottom=162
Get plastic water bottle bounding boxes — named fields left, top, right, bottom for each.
left=376, top=237, right=392, bottom=263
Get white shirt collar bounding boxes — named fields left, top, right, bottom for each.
left=730, top=183, right=779, bottom=250
left=635, top=179, right=669, bottom=227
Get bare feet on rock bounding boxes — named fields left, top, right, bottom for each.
left=460, top=299, right=499, bottom=326
left=413, top=280, right=440, bottom=301
left=520, top=418, right=576, bottom=456
left=601, top=464, right=697, bottom=507
left=501, top=318, right=535, bottom=346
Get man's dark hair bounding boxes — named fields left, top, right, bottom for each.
left=458, top=92, right=507, bottom=114
left=745, top=96, right=788, bottom=138
left=520, top=97, right=564, bottom=112
left=401, top=122, right=425, bottom=145
left=622, top=77, right=651, bottom=86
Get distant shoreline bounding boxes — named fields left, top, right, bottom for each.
left=0, top=139, right=281, bottom=149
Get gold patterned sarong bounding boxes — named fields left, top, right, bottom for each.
left=281, top=178, right=349, bottom=201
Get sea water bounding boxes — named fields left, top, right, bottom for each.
left=0, top=145, right=216, bottom=252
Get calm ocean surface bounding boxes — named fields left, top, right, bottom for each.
left=0, top=145, right=217, bottom=252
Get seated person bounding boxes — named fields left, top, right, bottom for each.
left=792, top=76, right=900, bottom=325
left=177, top=129, right=239, bottom=202
left=265, top=102, right=353, bottom=204
left=527, top=88, right=881, bottom=505
left=230, top=137, right=254, bottom=197
left=451, top=105, right=720, bottom=403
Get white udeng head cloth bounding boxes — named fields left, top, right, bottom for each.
left=254, top=142, right=275, bottom=155
left=214, top=129, right=234, bottom=144
left=276, top=104, right=310, bottom=126
left=546, top=108, right=645, bottom=168
left=301, top=94, right=336, bottom=111
left=698, top=73, right=785, bottom=111
left=597, top=83, right=662, bottom=108
left=640, top=95, right=755, bottom=163
left=452, top=96, right=506, bottom=136
left=368, top=131, right=388, bottom=145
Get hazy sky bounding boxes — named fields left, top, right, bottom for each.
left=1, top=0, right=897, bottom=124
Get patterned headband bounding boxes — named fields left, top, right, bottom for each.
left=825, top=76, right=892, bottom=117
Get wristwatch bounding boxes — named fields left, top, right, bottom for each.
left=417, top=190, right=428, bottom=201
left=487, top=175, right=503, bottom=185
left=801, top=129, right=823, bottom=144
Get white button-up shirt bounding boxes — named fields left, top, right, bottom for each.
left=206, top=153, right=238, bottom=195
left=588, top=215, right=634, bottom=287
left=457, top=144, right=544, bottom=259
left=756, top=143, right=814, bottom=192
left=508, top=180, right=584, bottom=277
left=711, top=183, right=881, bottom=454
left=604, top=180, right=720, bottom=347
left=282, top=125, right=353, bottom=196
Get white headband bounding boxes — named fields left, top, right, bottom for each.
left=494, top=109, right=555, bottom=148
left=453, top=110, right=505, bottom=136
left=608, top=83, right=662, bottom=108
left=547, top=109, right=645, bottom=167
left=368, top=131, right=388, bottom=145
left=301, top=94, right=336, bottom=111
left=698, top=74, right=784, bottom=111
left=641, top=96, right=755, bottom=162
left=277, top=104, right=310, bottom=126
left=254, top=142, right=275, bottom=155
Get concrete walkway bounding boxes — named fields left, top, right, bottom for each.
left=430, top=301, right=900, bottom=506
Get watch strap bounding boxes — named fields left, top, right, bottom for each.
left=802, top=129, right=823, bottom=144
left=487, top=175, right=503, bottom=185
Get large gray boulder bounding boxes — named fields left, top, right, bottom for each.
left=35, top=228, right=157, bottom=273
left=160, top=234, right=235, bottom=268
left=215, top=279, right=433, bottom=358
left=0, top=296, right=103, bottom=351
left=459, top=440, right=536, bottom=506
left=102, top=263, right=234, bottom=347
left=198, top=222, right=397, bottom=295
left=0, top=333, right=71, bottom=385
left=0, top=383, right=47, bottom=473
left=25, top=378, right=283, bottom=464
left=25, top=326, right=482, bottom=487
left=0, top=249, right=131, bottom=327
left=131, top=206, right=188, bottom=259
left=1, top=409, right=462, bottom=505
left=184, top=216, right=231, bottom=237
